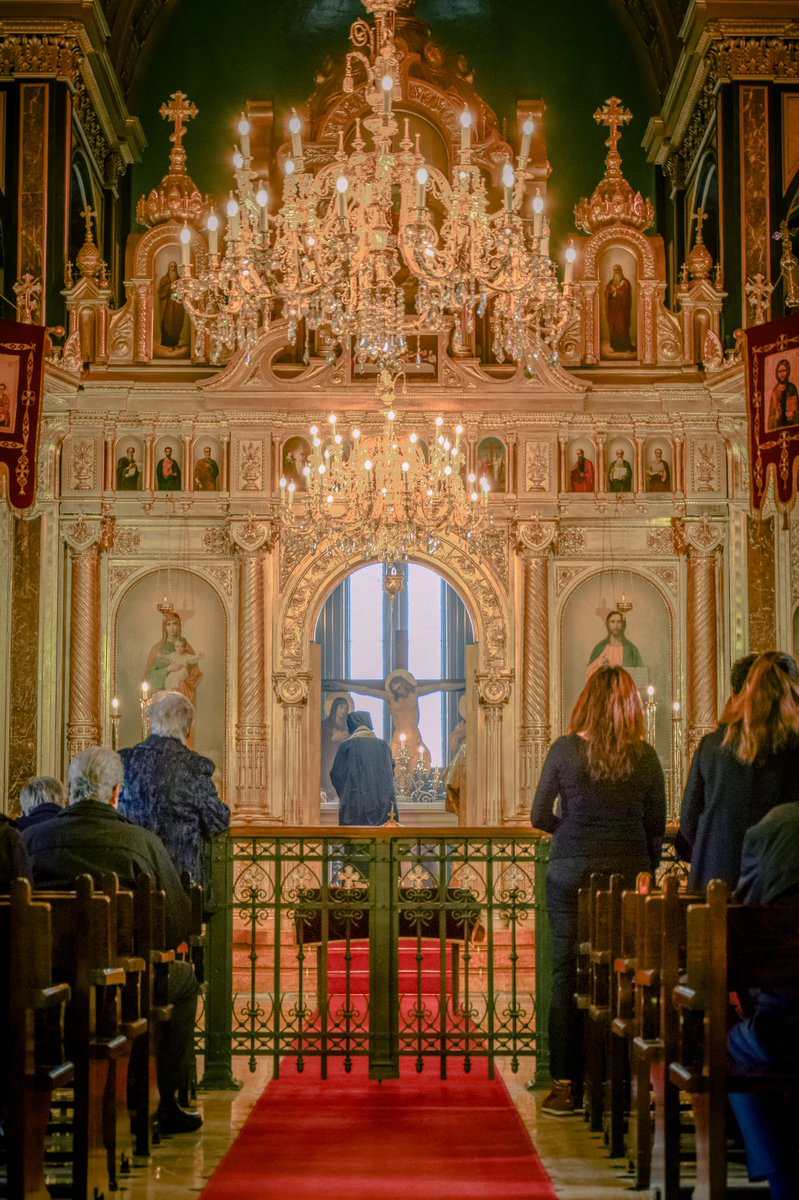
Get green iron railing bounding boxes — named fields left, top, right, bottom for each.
left=200, top=828, right=551, bottom=1086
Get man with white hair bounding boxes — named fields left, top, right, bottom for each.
left=120, top=691, right=229, bottom=904
left=15, top=775, right=67, bottom=830
left=23, top=745, right=203, bottom=1135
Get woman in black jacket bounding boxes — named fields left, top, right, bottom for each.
left=676, top=651, right=799, bottom=891
left=531, top=666, right=666, bottom=1115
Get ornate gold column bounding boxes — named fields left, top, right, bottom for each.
left=476, top=668, right=513, bottom=825
left=63, top=517, right=102, bottom=758
left=682, top=518, right=723, bottom=759
left=273, top=672, right=309, bottom=826
left=231, top=519, right=272, bottom=819
left=516, top=520, right=556, bottom=821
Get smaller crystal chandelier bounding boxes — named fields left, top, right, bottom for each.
left=277, top=371, right=491, bottom=563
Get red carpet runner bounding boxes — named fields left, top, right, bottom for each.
left=200, top=1056, right=557, bottom=1200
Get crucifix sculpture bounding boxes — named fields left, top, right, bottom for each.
left=593, top=95, right=632, bottom=179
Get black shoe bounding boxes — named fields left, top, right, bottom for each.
left=157, top=1101, right=203, bottom=1135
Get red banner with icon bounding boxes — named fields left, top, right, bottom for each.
left=0, top=320, right=46, bottom=510
left=745, top=314, right=799, bottom=511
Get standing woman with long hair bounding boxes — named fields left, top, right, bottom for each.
left=531, top=666, right=666, bottom=1115
left=677, top=650, right=799, bottom=891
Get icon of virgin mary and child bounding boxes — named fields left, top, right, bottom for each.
left=144, top=611, right=203, bottom=708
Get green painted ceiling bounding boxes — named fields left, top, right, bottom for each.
left=126, top=0, right=670, bottom=250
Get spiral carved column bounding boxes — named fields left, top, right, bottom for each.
left=63, top=519, right=103, bottom=759
left=274, top=673, right=309, bottom=826
left=476, top=669, right=513, bottom=825
left=516, top=522, right=556, bottom=821
left=234, top=547, right=269, bottom=818
left=684, top=520, right=723, bottom=760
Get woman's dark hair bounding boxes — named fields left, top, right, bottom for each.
left=568, top=666, right=646, bottom=781
left=721, top=651, right=799, bottom=764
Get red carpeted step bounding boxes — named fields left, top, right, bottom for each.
left=200, top=1056, right=557, bottom=1200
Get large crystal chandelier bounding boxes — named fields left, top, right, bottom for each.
left=277, top=370, right=491, bottom=562
left=174, top=0, right=574, bottom=369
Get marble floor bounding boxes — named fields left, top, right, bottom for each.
left=107, top=1058, right=639, bottom=1200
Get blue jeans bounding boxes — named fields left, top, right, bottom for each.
left=728, top=1018, right=799, bottom=1196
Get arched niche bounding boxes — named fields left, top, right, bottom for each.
left=111, top=567, right=231, bottom=795
left=558, top=568, right=677, bottom=769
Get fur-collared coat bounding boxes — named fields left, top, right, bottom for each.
left=120, top=734, right=230, bottom=896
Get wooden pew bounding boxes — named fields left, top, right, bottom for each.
left=637, top=875, right=700, bottom=1200
left=585, top=873, right=622, bottom=1136
left=35, top=876, right=128, bottom=1200
left=0, top=878, right=73, bottom=1200
left=609, top=873, right=652, bottom=1165
left=128, top=875, right=174, bottom=1156
left=99, top=874, right=148, bottom=1177
left=669, top=880, right=799, bottom=1200
left=177, top=874, right=204, bottom=1108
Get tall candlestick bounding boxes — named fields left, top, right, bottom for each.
left=502, top=162, right=515, bottom=212
left=207, top=213, right=219, bottom=257
left=180, top=224, right=191, bottom=268
left=532, top=189, right=544, bottom=239
left=111, top=696, right=120, bottom=752
left=416, top=166, right=428, bottom=210
left=238, top=114, right=251, bottom=158
left=381, top=73, right=393, bottom=115
left=288, top=110, right=303, bottom=159
left=140, top=681, right=151, bottom=741
left=519, top=115, right=534, bottom=163
left=645, top=685, right=656, bottom=747
left=460, top=107, right=472, bottom=152
left=670, top=701, right=683, bottom=822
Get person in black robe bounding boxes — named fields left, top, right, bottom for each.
left=330, top=711, right=396, bottom=826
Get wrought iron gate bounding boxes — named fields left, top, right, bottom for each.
left=201, top=829, right=551, bottom=1085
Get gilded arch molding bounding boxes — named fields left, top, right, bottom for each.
left=276, top=536, right=511, bottom=676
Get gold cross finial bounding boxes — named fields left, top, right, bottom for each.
left=593, top=96, right=632, bottom=160
left=80, top=205, right=95, bottom=243
left=692, top=206, right=707, bottom=243
left=159, top=91, right=198, bottom=150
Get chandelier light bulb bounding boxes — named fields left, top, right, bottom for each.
left=303, top=464, right=311, bottom=476
left=285, top=158, right=296, bottom=175
left=352, top=428, right=361, bottom=440
left=207, top=211, right=219, bottom=256
left=226, top=194, right=240, bottom=240
left=468, top=473, right=476, bottom=483
left=256, top=186, right=268, bottom=208
left=364, top=459, right=373, bottom=471
left=318, top=463, right=326, bottom=474
left=329, top=413, right=337, bottom=424
left=288, top=109, right=303, bottom=158
left=326, top=494, right=334, bottom=504
left=480, top=475, right=491, bottom=491
left=416, top=166, right=429, bottom=209
left=533, top=188, right=545, bottom=237
left=179, top=223, right=191, bottom=267
left=233, top=149, right=244, bottom=170
left=310, top=424, right=318, bottom=436
left=334, top=433, right=342, bottom=444
left=381, top=72, right=394, bottom=114
left=237, top=114, right=251, bottom=157
left=520, top=115, right=534, bottom=162
left=288, top=481, right=296, bottom=493
left=409, top=432, right=418, bottom=443
left=502, top=162, right=515, bottom=211
left=336, top=174, right=349, bottom=219
left=564, top=239, right=577, bottom=284
left=471, top=491, right=478, bottom=501
left=435, top=416, right=443, bottom=427
left=402, top=461, right=410, bottom=472
left=460, top=106, right=472, bottom=151
left=387, top=410, right=396, bottom=421
left=279, top=476, right=287, bottom=489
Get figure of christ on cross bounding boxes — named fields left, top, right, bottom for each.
left=324, top=670, right=463, bottom=771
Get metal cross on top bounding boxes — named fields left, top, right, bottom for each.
left=593, top=96, right=632, bottom=173
left=691, top=206, right=708, bottom=242
left=80, top=205, right=96, bottom=242
left=159, top=91, right=198, bottom=150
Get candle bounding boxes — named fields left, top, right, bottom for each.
left=532, top=189, right=544, bottom=238
left=207, top=213, right=219, bottom=256
left=336, top=175, right=349, bottom=221
left=381, top=72, right=393, bottom=115
left=647, top=686, right=655, bottom=700
left=460, top=107, right=472, bottom=152
left=111, top=697, right=119, bottom=714
left=565, top=239, right=577, bottom=284
left=502, top=162, right=515, bottom=212
left=400, top=733, right=406, bottom=743
left=519, top=114, right=534, bottom=163
left=141, top=681, right=149, bottom=698
left=180, top=224, right=191, bottom=268
left=256, top=186, right=269, bottom=234
left=416, top=166, right=428, bottom=210
left=238, top=114, right=251, bottom=158
left=226, top=194, right=239, bottom=242
left=288, top=110, right=303, bottom=159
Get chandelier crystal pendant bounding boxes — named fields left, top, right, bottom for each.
left=277, top=373, right=491, bottom=563
left=174, top=0, right=574, bottom=370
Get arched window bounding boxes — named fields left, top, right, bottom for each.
left=316, top=562, right=473, bottom=801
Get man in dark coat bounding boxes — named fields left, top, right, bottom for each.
left=15, top=775, right=67, bottom=831
left=120, top=691, right=229, bottom=906
left=330, top=711, right=396, bottom=826
left=0, top=813, right=29, bottom=887
left=23, top=745, right=202, bottom=1134
left=727, top=803, right=799, bottom=1199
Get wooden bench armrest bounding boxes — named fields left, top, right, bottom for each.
left=150, top=1003, right=175, bottom=1023
left=116, top=954, right=146, bottom=974
left=611, top=1017, right=634, bottom=1037
left=590, top=949, right=611, bottom=964
left=632, top=1035, right=663, bottom=1061
left=634, top=968, right=658, bottom=987
left=89, top=1033, right=129, bottom=1061
left=31, top=982, right=71, bottom=1009
left=614, top=956, right=635, bottom=973
left=669, top=1062, right=704, bottom=1091
left=150, top=949, right=176, bottom=965
left=90, top=965, right=127, bottom=987
left=588, top=1003, right=610, bottom=1021
left=672, top=983, right=703, bottom=1010
left=121, top=1017, right=148, bottom=1042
